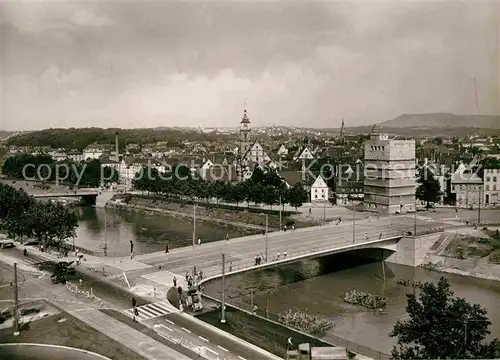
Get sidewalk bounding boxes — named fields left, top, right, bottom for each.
left=56, top=303, right=192, bottom=360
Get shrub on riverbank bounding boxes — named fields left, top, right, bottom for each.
left=278, top=309, right=333, bottom=334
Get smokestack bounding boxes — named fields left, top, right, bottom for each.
left=115, top=132, right=119, bottom=162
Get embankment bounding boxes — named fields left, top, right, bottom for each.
left=422, top=255, right=500, bottom=282
left=421, top=231, right=500, bottom=282
left=107, top=194, right=316, bottom=231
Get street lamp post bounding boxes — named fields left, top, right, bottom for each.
left=414, top=200, right=417, bottom=237
left=221, top=252, right=226, bottom=323
left=478, top=185, right=481, bottom=224
left=352, top=201, right=356, bottom=244
left=104, top=210, right=108, bottom=257
left=192, top=203, right=196, bottom=249
left=265, top=214, right=268, bottom=262
left=279, top=195, right=282, bottom=230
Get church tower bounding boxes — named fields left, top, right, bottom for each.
left=239, top=107, right=251, bottom=157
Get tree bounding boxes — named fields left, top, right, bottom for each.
left=416, top=168, right=442, bottom=208
left=288, top=182, right=308, bottom=210
left=390, top=277, right=500, bottom=359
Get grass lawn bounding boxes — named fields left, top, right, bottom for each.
left=196, top=306, right=330, bottom=357
left=0, top=312, right=145, bottom=360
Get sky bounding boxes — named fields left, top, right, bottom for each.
left=0, top=0, right=498, bottom=131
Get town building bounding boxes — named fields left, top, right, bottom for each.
left=277, top=144, right=289, bottom=156
left=483, top=167, right=500, bottom=206
left=310, top=175, right=329, bottom=202
left=450, top=171, right=483, bottom=208
left=363, top=129, right=416, bottom=214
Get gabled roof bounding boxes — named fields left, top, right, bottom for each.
left=311, top=175, right=328, bottom=188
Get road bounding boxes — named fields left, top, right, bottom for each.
left=0, top=247, right=281, bottom=360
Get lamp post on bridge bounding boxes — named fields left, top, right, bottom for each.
left=192, top=203, right=196, bottom=250
left=265, top=214, right=268, bottom=262
left=221, top=252, right=226, bottom=323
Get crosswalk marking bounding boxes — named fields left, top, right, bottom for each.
left=123, top=301, right=172, bottom=322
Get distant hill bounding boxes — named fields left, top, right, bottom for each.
left=5, top=127, right=231, bottom=150
left=380, top=113, right=500, bottom=129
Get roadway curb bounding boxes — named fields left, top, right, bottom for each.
left=0, top=343, right=112, bottom=360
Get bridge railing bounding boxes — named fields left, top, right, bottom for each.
left=199, top=227, right=445, bottom=280
left=199, top=232, right=405, bottom=280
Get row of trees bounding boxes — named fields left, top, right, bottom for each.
left=133, top=166, right=309, bottom=209
left=5, top=128, right=230, bottom=151
left=0, top=183, right=78, bottom=246
left=2, top=155, right=118, bottom=187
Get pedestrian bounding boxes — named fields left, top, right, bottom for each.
left=185, top=271, right=189, bottom=281
left=198, top=238, right=201, bottom=246
left=226, top=234, right=229, bottom=241
left=257, top=256, right=261, bottom=265
left=255, top=255, right=258, bottom=265
left=292, top=225, right=295, bottom=231
left=173, top=276, right=177, bottom=287
left=229, top=262, right=232, bottom=271
left=130, top=240, right=134, bottom=260
left=379, top=232, right=382, bottom=239
left=284, top=251, right=287, bottom=258
left=277, top=252, right=280, bottom=260
left=165, top=243, right=169, bottom=253
left=283, top=225, right=287, bottom=232
left=252, top=304, right=258, bottom=315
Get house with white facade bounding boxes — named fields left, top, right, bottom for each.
left=277, top=144, right=288, bottom=156
left=119, top=157, right=166, bottom=182
left=310, top=175, right=329, bottom=202
left=83, top=144, right=112, bottom=160
left=242, top=141, right=271, bottom=165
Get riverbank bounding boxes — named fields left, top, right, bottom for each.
left=108, top=194, right=318, bottom=231
left=421, top=229, right=500, bottom=282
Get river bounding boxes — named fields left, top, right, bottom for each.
left=202, top=253, right=500, bottom=355
left=72, top=206, right=256, bottom=255
left=72, top=207, right=500, bottom=355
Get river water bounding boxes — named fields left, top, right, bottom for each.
left=202, top=254, right=500, bottom=355
left=72, top=206, right=255, bottom=255
left=73, top=207, right=500, bottom=355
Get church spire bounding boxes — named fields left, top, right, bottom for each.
left=340, top=118, right=345, bottom=140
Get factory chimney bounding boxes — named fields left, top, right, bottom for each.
left=115, top=132, right=119, bottom=162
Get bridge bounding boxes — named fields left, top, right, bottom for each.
left=127, top=216, right=444, bottom=359
left=32, top=190, right=100, bottom=205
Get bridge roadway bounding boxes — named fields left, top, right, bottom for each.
left=133, top=215, right=444, bottom=281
